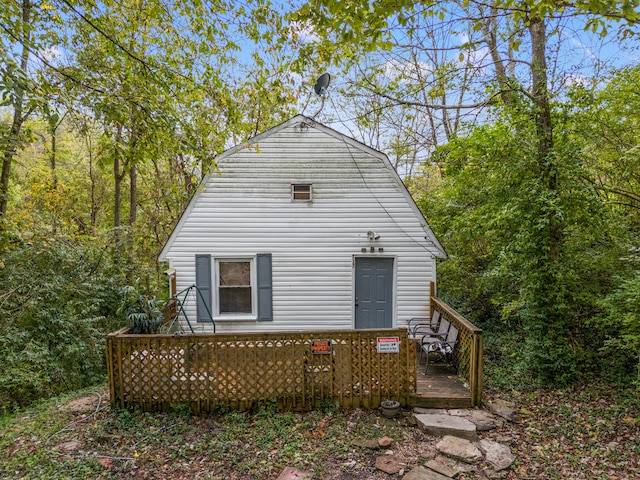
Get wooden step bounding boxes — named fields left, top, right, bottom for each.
left=411, top=360, right=472, bottom=409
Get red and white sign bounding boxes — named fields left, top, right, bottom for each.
left=376, top=336, right=400, bottom=353
left=311, top=339, right=332, bottom=354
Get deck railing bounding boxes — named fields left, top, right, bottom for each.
left=430, top=284, right=483, bottom=405
left=106, top=328, right=417, bottom=412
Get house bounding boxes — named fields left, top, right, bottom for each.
left=159, top=114, right=446, bottom=333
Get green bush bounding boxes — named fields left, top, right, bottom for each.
left=418, top=113, right=632, bottom=385
left=116, top=285, right=164, bottom=334
left=0, top=239, right=124, bottom=411
left=597, top=270, right=640, bottom=383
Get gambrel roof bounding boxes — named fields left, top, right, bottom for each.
left=160, top=114, right=446, bottom=260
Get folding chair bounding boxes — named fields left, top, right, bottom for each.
left=407, top=310, right=441, bottom=339
left=419, top=320, right=459, bottom=375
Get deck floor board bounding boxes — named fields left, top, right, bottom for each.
left=409, top=346, right=472, bottom=409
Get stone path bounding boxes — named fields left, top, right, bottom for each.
left=406, top=403, right=517, bottom=479
left=277, top=400, right=518, bottom=479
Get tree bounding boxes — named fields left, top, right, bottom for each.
left=292, top=3, right=490, bottom=178
left=568, top=66, right=640, bottom=380
left=0, top=0, right=303, bottom=408
left=53, top=0, right=300, bottom=264
left=1, top=0, right=37, bottom=223
left=294, top=0, right=640, bottom=382
left=569, top=65, right=640, bottom=216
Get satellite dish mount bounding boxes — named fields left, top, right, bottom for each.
left=311, top=73, right=331, bottom=118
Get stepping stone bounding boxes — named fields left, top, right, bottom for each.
left=403, top=466, right=450, bottom=480
left=479, top=439, right=515, bottom=471
left=375, top=455, right=404, bottom=474
left=276, top=466, right=312, bottom=479
left=494, top=435, right=514, bottom=445
left=414, top=408, right=450, bottom=415
left=352, top=438, right=380, bottom=449
left=378, top=436, right=394, bottom=447
left=436, top=436, right=483, bottom=464
left=415, top=414, right=477, bottom=441
left=426, top=456, right=460, bottom=478
left=493, top=399, right=515, bottom=408
left=447, top=409, right=469, bottom=416
left=467, top=410, right=497, bottom=431
left=487, top=401, right=517, bottom=422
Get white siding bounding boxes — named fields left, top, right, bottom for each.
left=160, top=116, right=443, bottom=333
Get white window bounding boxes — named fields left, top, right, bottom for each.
left=292, top=184, right=312, bottom=201
left=215, top=258, right=255, bottom=316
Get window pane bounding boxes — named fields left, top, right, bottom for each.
left=219, top=287, right=252, bottom=313
left=219, top=261, right=250, bottom=286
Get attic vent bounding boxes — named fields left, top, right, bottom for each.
left=292, top=184, right=312, bottom=201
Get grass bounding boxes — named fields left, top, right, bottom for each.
left=1, top=327, right=638, bottom=480
left=0, top=387, right=419, bottom=479
left=2, top=382, right=638, bottom=480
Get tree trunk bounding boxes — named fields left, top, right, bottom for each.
left=0, top=0, right=32, bottom=220
left=48, top=112, right=66, bottom=193
left=85, top=128, right=98, bottom=230
left=89, top=141, right=97, bottom=230
left=49, top=123, right=57, bottom=192
left=529, top=17, right=554, bottom=169
left=129, top=163, right=137, bottom=226
left=113, top=124, right=124, bottom=229
left=528, top=15, right=562, bottom=262
left=481, top=6, right=516, bottom=108
left=50, top=123, right=57, bottom=234
left=0, top=107, right=24, bottom=218
left=127, top=105, right=140, bottom=228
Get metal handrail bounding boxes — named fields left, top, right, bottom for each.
left=162, top=284, right=215, bottom=333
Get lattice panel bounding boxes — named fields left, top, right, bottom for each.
left=107, top=328, right=416, bottom=412
left=432, top=310, right=473, bottom=384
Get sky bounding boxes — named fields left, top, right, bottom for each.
left=290, top=2, right=640, bottom=171
left=2, top=0, right=639, bottom=166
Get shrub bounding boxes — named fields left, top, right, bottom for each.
left=116, top=285, right=164, bottom=334
left=597, top=271, right=640, bottom=383
left=0, top=239, right=123, bottom=411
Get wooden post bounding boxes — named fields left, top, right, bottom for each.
left=475, top=333, right=484, bottom=405
left=470, top=335, right=478, bottom=406
left=468, top=332, right=484, bottom=406
left=430, top=281, right=435, bottom=320
left=106, top=334, right=115, bottom=408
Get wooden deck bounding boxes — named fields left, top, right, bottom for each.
left=408, top=341, right=473, bottom=409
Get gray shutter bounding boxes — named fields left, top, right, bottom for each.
left=256, top=253, right=273, bottom=321
left=195, top=254, right=212, bottom=322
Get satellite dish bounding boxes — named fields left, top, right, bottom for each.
left=313, top=73, right=331, bottom=96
